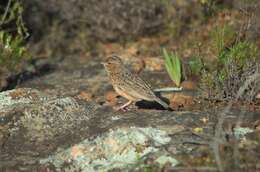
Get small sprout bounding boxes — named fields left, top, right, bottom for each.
left=163, top=48, right=182, bottom=87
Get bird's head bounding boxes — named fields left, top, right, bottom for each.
left=102, top=55, right=123, bottom=71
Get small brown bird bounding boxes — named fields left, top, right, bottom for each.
left=102, top=55, right=169, bottom=111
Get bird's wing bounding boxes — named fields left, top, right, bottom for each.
left=122, top=70, right=157, bottom=101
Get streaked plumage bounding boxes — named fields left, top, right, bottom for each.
left=102, top=55, right=169, bottom=110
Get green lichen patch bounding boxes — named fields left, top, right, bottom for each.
left=234, top=127, right=254, bottom=139
left=40, top=127, right=178, bottom=171
left=16, top=97, right=94, bottom=142
left=0, top=88, right=44, bottom=109
left=155, top=155, right=179, bottom=167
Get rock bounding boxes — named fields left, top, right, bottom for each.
left=125, top=44, right=139, bottom=56
left=0, top=67, right=11, bottom=91
left=40, top=127, right=178, bottom=171
left=181, top=80, right=197, bottom=90
left=77, top=91, right=94, bottom=101
left=115, top=55, right=145, bottom=73
left=105, top=91, right=118, bottom=105
left=143, top=57, right=164, bottom=71
left=0, top=88, right=100, bottom=167
left=131, top=59, right=145, bottom=74
left=0, top=88, right=258, bottom=171
left=0, top=131, right=4, bottom=147
left=97, top=43, right=124, bottom=55
left=170, top=93, right=194, bottom=109
left=0, top=88, right=197, bottom=171
left=0, top=77, right=8, bottom=91
left=0, top=88, right=50, bottom=109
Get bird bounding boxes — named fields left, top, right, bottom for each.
left=102, top=55, right=169, bottom=111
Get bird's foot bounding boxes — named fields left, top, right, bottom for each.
left=115, top=105, right=129, bottom=112
left=114, top=100, right=133, bottom=112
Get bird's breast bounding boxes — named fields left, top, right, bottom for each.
left=113, top=85, right=139, bottom=101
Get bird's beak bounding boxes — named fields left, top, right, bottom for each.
left=101, top=62, right=105, bottom=65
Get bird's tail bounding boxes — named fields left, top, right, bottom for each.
left=155, top=97, right=169, bottom=110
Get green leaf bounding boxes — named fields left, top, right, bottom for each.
left=163, top=48, right=182, bottom=87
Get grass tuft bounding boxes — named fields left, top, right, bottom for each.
left=163, top=48, right=182, bottom=87
left=210, top=24, right=236, bottom=56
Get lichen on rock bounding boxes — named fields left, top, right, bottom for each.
left=40, top=127, right=178, bottom=171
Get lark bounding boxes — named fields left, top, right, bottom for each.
left=102, top=55, right=169, bottom=111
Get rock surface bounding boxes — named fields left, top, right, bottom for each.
left=0, top=85, right=258, bottom=171
left=0, top=51, right=258, bottom=171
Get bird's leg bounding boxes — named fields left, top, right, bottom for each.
left=116, top=100, right=133, bottom=111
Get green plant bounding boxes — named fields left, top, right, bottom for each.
left=218, top=41, right=260, bottom=80
left=0, top=31, right=29, bottom=70
left=199, top=0, right=227, bottom=19
left=220, top=41, right=260, bottom=65
left=216, top=40, right=260, bottom=91
left=163, top=48, right=182, bottom=87
left=210, top=25, right=236, bottom=56
left=188, top=56, right=205, bottom=75
left=200, top=39, right=260, bottom=102
left=0, top=0, right=30, bottom=71
left=0, top=0, right=28, bottom=37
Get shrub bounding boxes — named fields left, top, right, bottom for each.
left=200, top=40, right=260, bottom=102
left=0, top=0, right=30, bottom=72
left=0, top=31, right=29, bottom=70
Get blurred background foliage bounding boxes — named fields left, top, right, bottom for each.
left=0, top=0, right=29, bottom=70
left=0, top=0, right=259, bottom=101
